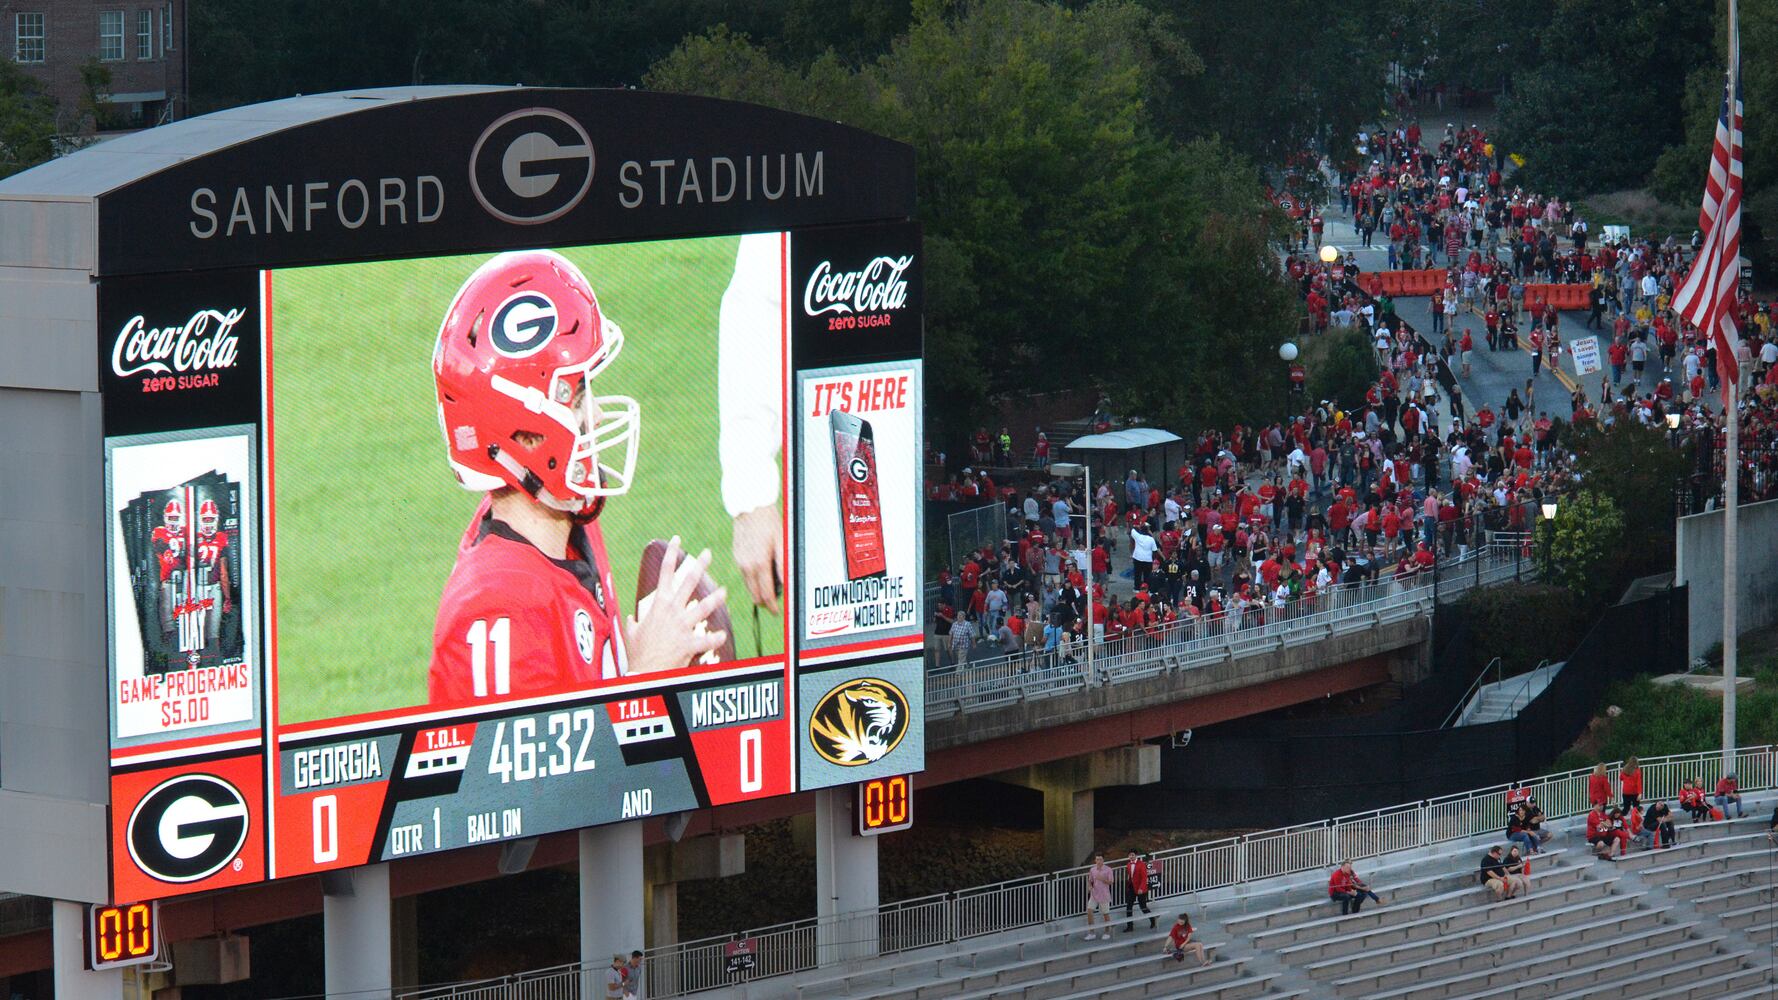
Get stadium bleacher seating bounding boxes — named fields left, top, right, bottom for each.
left=789, top=802, right=1776, bottom=1000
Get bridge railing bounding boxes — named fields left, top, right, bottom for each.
left=927, top=541, right=1529, bottom=719
left=397, top=745, right=1775, bottom=1000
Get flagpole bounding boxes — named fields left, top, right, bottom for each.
left=1721, top=0, right=1740, bottom=774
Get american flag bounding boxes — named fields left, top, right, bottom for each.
left=1672, top=74, right=1745, bottom=395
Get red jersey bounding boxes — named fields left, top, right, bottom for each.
left=430, top=498, right=625, bottom=705
left=152, top=525, right=187, bottom=582
left=194, top=530, right=231, bottom=599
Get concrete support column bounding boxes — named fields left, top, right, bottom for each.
left=323, top=863, right=393, bottom=1000
left=814, top=787, right=878, bottom=964
left=391, top=893, right=419, bottom=994
left=1042, top=788, right=1096, bottom=871
left=580, top=822, right=645, bottom=969
left=51, top=900, right=122, bottom=1000
left=995, top=745, right=1161, bottom=870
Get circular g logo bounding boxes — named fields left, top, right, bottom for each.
left=126, top=774, right=250, bottom=883
left=848, top=457, right=870, bottom=482
left=470, top=108, right=595, bottom=224
left=490, top=292, right=559, bottom=357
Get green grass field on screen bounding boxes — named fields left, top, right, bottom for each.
left=271, top=234, right=783, bottom=725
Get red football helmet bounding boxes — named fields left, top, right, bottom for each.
left=164, top=497, right=185, bottom=533
left=199, top=498, right=220, bottom=534
left=433, top=250, right=639, bottom=517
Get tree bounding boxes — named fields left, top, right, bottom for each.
left=648, top=0, right=1299, bottom=440
left=1496, top=0, right=1711, bottom=197
left=1536, top=489, right=1625, bottom=607
left=0, top=58, right=57, bottom=178
left=1148, top=0, right=1390, bottom=165
left=1568, top=420, right=1686, bottom=577
left=1654, top=0, right=1778, bottom=274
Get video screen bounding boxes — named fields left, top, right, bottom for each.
left=266, top=233, right=790, bottom=726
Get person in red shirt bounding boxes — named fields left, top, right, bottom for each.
left=1587, top=763, right=1613, bottom=809
left=430, top=252, right=724, bottom=705
left=1714, top=774, right=1745, bottom=817
left=1123, top=851, right=1156, bottom=931
left=1162, top=914, right=1209, bottom=966
left=1585, top=804, right=1630, bottom=858
left=1326, top=860, right=1380, bottom=915
left=1619, top=756, right=1643, bottom=812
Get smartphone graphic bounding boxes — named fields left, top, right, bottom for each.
left=829, top=410, right=888, bottom=580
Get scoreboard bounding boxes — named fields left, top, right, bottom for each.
left=87, top=88, right=925, bottom=904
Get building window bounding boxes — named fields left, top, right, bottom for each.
left=137, top=9, right=154, bottom=58
left=162, top=4, right=174, bottom=50
left=14, top=12, right=45, bottom=63
left=99, top=11, right=125, bottom=61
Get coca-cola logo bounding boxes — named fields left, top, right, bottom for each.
left=802, top=256, right=913, bottom=317
left=111, top=309, right=246, bottom=378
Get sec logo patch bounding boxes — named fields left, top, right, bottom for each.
left=574, top=608, right=596, bottom=663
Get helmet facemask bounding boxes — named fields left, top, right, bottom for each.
left=488, top=317, right=639, bottom=517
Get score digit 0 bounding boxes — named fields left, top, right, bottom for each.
left=88, top=901, right=159, bottom=970
left=854, top=775, right=913, bottom=836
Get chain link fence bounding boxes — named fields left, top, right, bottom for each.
left=945, top=501, right=1006, bottom=572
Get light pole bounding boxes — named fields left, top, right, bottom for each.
left=1319, top=243, right=1340, bottom=265
left=1539, top=497, right=1558, bottom=576
left=1280, top=342, right=1300, bottom=427
left=1052, top=462, right=1093, bottom=682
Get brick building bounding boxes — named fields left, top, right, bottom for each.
left=6, top=0, right=188, bottom=128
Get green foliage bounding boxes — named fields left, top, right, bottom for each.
left=648, top=1, right=1299, bottom=440
left=0, top=58, right=56, bottom=178
left=78, top=59, right=125, bottom=133
left=1149, top=0, right=1389, bottom=166
left=1303, top=326, right=1379, bottom=415
left=1552, top=668, right=1778, bottom=772
left=1534, top=490, right=1625, bottom=606
left=1654, top=1, right=1778, bottom=275
left=1569, top=420, right=1686, bottom=578
left=188, top=0, right=910, bottom=113
left=1454, top=582, right=1588, bottom=676
left=1495, top=0, right=1712, bottom=197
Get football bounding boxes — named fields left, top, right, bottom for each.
left=635, top=538, right=737, bottom=667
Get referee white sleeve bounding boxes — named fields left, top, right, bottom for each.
left=718, top=232, right=785, bottom=517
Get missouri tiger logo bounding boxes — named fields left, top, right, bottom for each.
left=809, top=677, right=909, bottom=766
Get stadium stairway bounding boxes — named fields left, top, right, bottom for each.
left=774, top=798, right=1777, bottom=1000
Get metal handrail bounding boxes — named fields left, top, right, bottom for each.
left=1441, top=655, right=1503, bottom=728
left=398, top=744, right=1778, bottom=1000
left=1509, top=659, right=1554, bottom=714
left=931, top=542, right=1529, bottom=718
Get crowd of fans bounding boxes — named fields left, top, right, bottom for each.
left=928, top=107, right=1778, bottom=670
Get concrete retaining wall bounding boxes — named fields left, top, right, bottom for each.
left=1675, top=496, right=1778, bottom=659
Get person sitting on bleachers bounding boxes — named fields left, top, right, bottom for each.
left=1327, top=860, right=1381, bottom=915
left=1634, top=801, right=1676, bottom=850
left=1506, top=804, right=1541, bottom=855
left=1523, top=801, right=1555, bottom=847
left=1585, top=803, right=1629, bottom=859
left=1679, top=779, right=1713, bottom=822
left=1478, top=845, right=1517, bottom=900
left=1503, top=845, right=1532, bottom=896
left=1767, top=804, right=1777, bottom=845
left=1714, top=774, right=1745, bottom=818
left=1162, top=914, right=1210, bottom=967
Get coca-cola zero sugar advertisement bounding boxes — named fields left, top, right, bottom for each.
left=101, top=270, right=262, bottom=436
left=791, top=223, right=923, bottom=651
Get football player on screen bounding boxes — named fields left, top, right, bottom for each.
left=194, top=498, right=232, bottom=645
left=152, top=496, right=189, bottom=657
left=429, top=250, right=728, bottom=705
